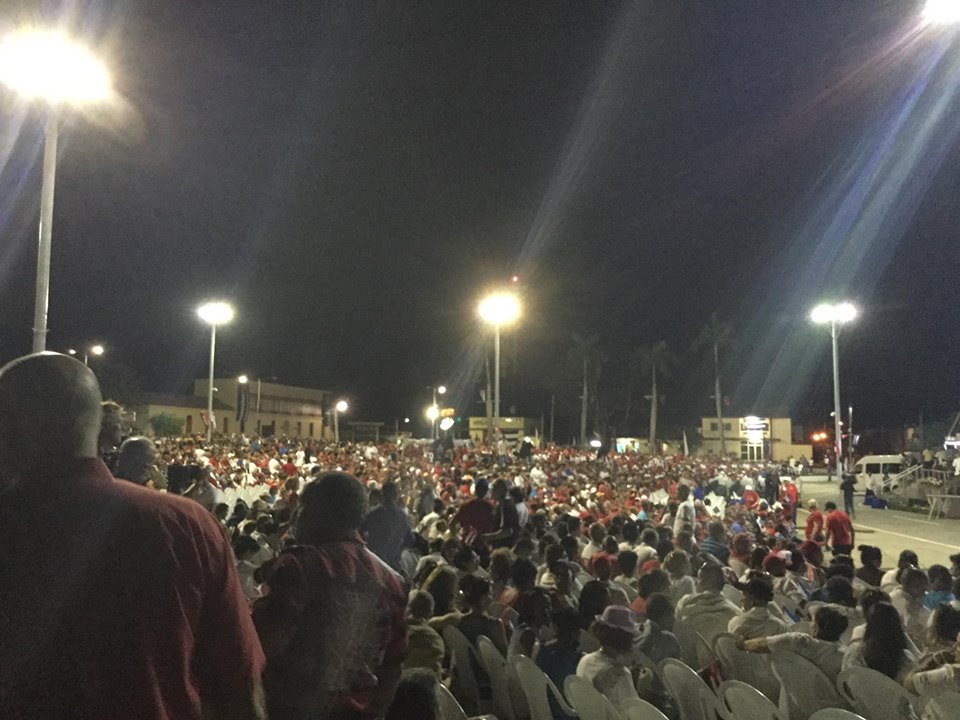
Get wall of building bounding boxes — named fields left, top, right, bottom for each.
left=468, top=416, right=540, bottom=444
left=699, top=416, right=811, bottom=461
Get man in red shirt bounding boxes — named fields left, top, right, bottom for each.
left=823, top=501, right=855, bottom=556
left=0, top=353, right=266, bottom=720
left=254, top=471, right=408, bottom=720
left=805, top=499, right=825, bottom=542
left=453, top=476, right=494, bottom=541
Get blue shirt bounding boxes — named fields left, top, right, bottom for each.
left=923, top=590, right=956, bottom=610
left=361, top=503, right=414, bottom=572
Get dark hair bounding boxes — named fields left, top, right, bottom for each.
left=560, top=535, right=580, bottom=560
left=297, top=472, right=367, bottom=543
left=931, top=604, right=960, bottom=645
left=645, top=592, right=674, bottom=629
left=677, top=485, right=691, bottom=502
left=860, top=588, right=891, bottom=616
left=453, top=546, right=478, bottom=571
left=423, top=566, right=458, bottom=616
left=708, top=521, right=726, bottom=541
left=594, top=623, right=635, bottom=654
left=513, top=535, right=536, bottom=556
left=641, top=529, right=659, bottom=546
left=618, top=550, right=639, bottom=578
left=638, top=569, right=671, bottom=598
left=858, top=545, right=882, bottom=567
left=386, top=671, right=439, bottom=720
left=544, top=544, right=565, bottom=567
left=381, top=481, right=398, bottom=503
left=929, top=564, right=953, bottom=591
left=460, top=575, right=492, bottom=606
left=697, top=562, right=726, bottom=593
left=511, top=558, right=539, bottom=591
left=622, top=521, right=640, bottom=543
left=863, top=602, right=909, bottom=680
left=551, top=606, right=581, bottom=644
left=233, top=534, right=260, bottom=558
left=578, top=581, right=611, bottom=629
left=489, top=548, right=513, bottom=582
left=517, top=588, right=552, bottom=628
left=814, top=606, right=849, bottom=642
left=824, top=501, right=837, bottom=511
left=824, top=576, right=856, bottom=607
left=897, top=550, right=919, bottom=569
left=742, top=575, right=775, bottom=604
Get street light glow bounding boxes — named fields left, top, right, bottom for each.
left=437, top=385, right=447, bottom=395
left=90, top=344, right=104, bottom=356
left=238, top=374, right=249, bottom=384
left=426, top=404, right=440, bottom=421
left=0, top=29, right=111, bottom=104
left=924, top=0, right=960, bottom=25
left=67, top=348, right=77, bottom=356
left=197, top=301, right=235, bottom=326
left=335, top=400, right=349, bottom=413
left=478, top=292, right=521, bottom=326
left=810, top=301, right=858, bottom=325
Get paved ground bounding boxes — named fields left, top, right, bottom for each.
left=795, top=475, right=960, bottom=566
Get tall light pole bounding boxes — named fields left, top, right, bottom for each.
left=478, top=292, right=521, bottom=427
left=431, top=384, right=447, bottom=440
left=67, top=343, right=105, bottom=365
left=811, top=301, right=858, bottom=475
left=0, top=30, right=111, bottom=351
left=197, top=301, right=235, bottom=442
left=333, top=399, right=348, bottom=444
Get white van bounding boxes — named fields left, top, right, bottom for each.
left=853, top=455, right=904, bottom=491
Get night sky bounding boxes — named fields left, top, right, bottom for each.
left=1, top=1, right=958, bottom=441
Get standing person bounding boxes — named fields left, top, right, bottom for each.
left=839, top=472, right=857, bottom=518
left=0, top=353, right=266, bottom=720
left=673, top=484, right=696, bottom=536
left=254, top=472, right=408, bottom=720
left=453, top=477, right=494, bottom=542
left=805, top=500, right=825, bottom=542
left=483, top=478, right=520, bottom=549
left=823, top=501, right=855, bottom=556
left=361, top=481, right=415, bottom=573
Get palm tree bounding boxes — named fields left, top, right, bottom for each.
left=568, top=333, right=602, bottom=446
left=692, top=314, right=734, bottom=456
left=634, top=340, right=671, bottom=451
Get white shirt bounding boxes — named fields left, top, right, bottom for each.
left=913, top=663, right=960, bottom=698
left=767, top=633, right=844, bottom=677
left=674, top=500, right=696, bottom=535
left=728, top=605, right=790, bottom=640
left=576, top=650, right=639, bottom=707
left=890, top=588, right=931, bottom=648
left=953, top=457, right=960, bottom=477
left=581, top=541, right=602, bottom=562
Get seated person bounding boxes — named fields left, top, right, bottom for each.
left=728, top=574, right=789, bottom=640
left=577, top=606, right=641, bottom=707
left=740, top=605, right=848, bottom=677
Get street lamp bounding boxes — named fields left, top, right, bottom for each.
left=333, top=399, right=348, bottom=444
left=811, top=301, right=858, bottom=475
left=478, top=292, right=521, bottom=421
left=430, top=384, right=447, bottom=440
left=0, top=29, right=111, bottom=351
left=197, top=301, right=235, bottom=442
left=67, top=343, right=105, bottom=365
left=924, top=0, right=960, bottom=25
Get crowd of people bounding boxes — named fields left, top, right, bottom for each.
left=5, top=352, right=960, bottom=719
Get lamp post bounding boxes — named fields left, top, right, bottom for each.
left=0, top=30, right=111, bottom=351
left=197, top=302, right=235, bottom=443
left=431, top=384, right=447, bottom=440
left=478, top=292, right=520, bottom=426
left=333, top=399, right=348, bottom=444
left=67, top=343, right=104, bottom=365
left=811, top=301, right=858, bottom=476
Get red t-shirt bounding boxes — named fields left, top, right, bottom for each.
left=805, top=510, right=824, bottom=540
left=825, top=510, right=853, bottom=546
left=0, top=459, right=265, bottom=720
left=453, top=497, right=494, bottom=537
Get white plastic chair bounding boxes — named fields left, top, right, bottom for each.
left=808, top=711, right=868, bottom=720
left=716, top=680, right=784, bottom=720
left=478, top=635, right=516, bottom=720
left=564, top=675, right=622, bottom=720
left=722, top=584, right=743, bottom=606
left=712, top=633, right=781, bottom=702
left=512, top=655, right=578, bottom=720
left=836, top=667, right=921, bottom=720
left=620, top=697, right=670, bottom=720
left=658, top=658, right=718, bottom=720
left=771, top=649, right=847, bottom=720
left=444, top=625, right=490, bottom=716
left=922, top=691, right=960, bottom=720
left=437, top=683, right=500, bottom=720
left=676, top=614, right=731, bottom=669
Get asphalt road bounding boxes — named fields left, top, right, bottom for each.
left=796, top=475, right=960, bottom=568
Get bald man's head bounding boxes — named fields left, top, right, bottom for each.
left=0, top=353, right=102, bottom=481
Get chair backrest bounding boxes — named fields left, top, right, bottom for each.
left=659, top=658, right=718, bottom=720
left=712, top=633, right=781, bottom=702
left=437, top=683, right=469, bottom=720
left=808, top=711, right=868, bottom=720
left=836, top=667, right=920, bottom=720
left=921, top=691, right=960, bottom=720
left=677, top=614, right=732, bottom=668
left=478, top=635, right=516, bottom=720
left=716, top=680, right=784, bottom=720
left=489, top=602, right=507, bottom=620
left=613, top=579, right=639, bottom=602
left=506, top=607, right=521, bottom=631
left=721, top=584, right=743, bottom=606
left=512, top=655, right=577, bottom=720
left=771, top=649, right=847, bottom=720
left=443, top=625, right=484, bottom=713
left=620, top=697, right=670, bottom=720
left=563, top=675, right=622, bottom=720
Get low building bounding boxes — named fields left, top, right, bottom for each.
left=468, top=416, right=540, bottom=445
left=699, top=415, right=812, bottom=462
left=132, top=393, right=233, bottom=437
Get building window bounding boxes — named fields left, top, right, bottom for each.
left=297, top=421, right=302, bottom=436
left=185, top=415, right=193, bottom=434
left=723, top=422, right=732, bottom=432
left=710, top=422, right=718, bottom=432
left=309, top=422, right=314, bottom=437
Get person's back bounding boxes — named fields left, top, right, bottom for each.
left=0, top=353, right=265, bottom=720
left=362, top=482, right=413, bottom=572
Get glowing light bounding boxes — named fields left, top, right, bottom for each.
left=238, top=374, right=249, bottom=384
left=511, top=275, right=519, bottom=283
left=335, top=400, right=348, bottom=413
left=0, top=29, right=111, bottom=104
left=437, top=385, right=447, bottom=395
left=810, top=301, right=858, bottom=325
left=90, top=344, right=104, bottom=356
left=197, top=301, right=235, bottom=326
left=589, top=439, right=602, bottom=449
left=67, top=348, right=76, bottom=356
left=478, top=292, right=521, bottom=326
left=426, top=404, right=440, bottom=421
left=439, top=417, right=455, bottom=431
left=404, top=417, right=410, bottom=423
left=923, top=0, right=960, bottom=25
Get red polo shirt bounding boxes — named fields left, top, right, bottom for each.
left=0, top=459, right=265, bottom=720
left=825, top=509, right=853, bottom=547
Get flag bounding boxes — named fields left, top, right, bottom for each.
left=236, top=382, right=249, bottom=423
